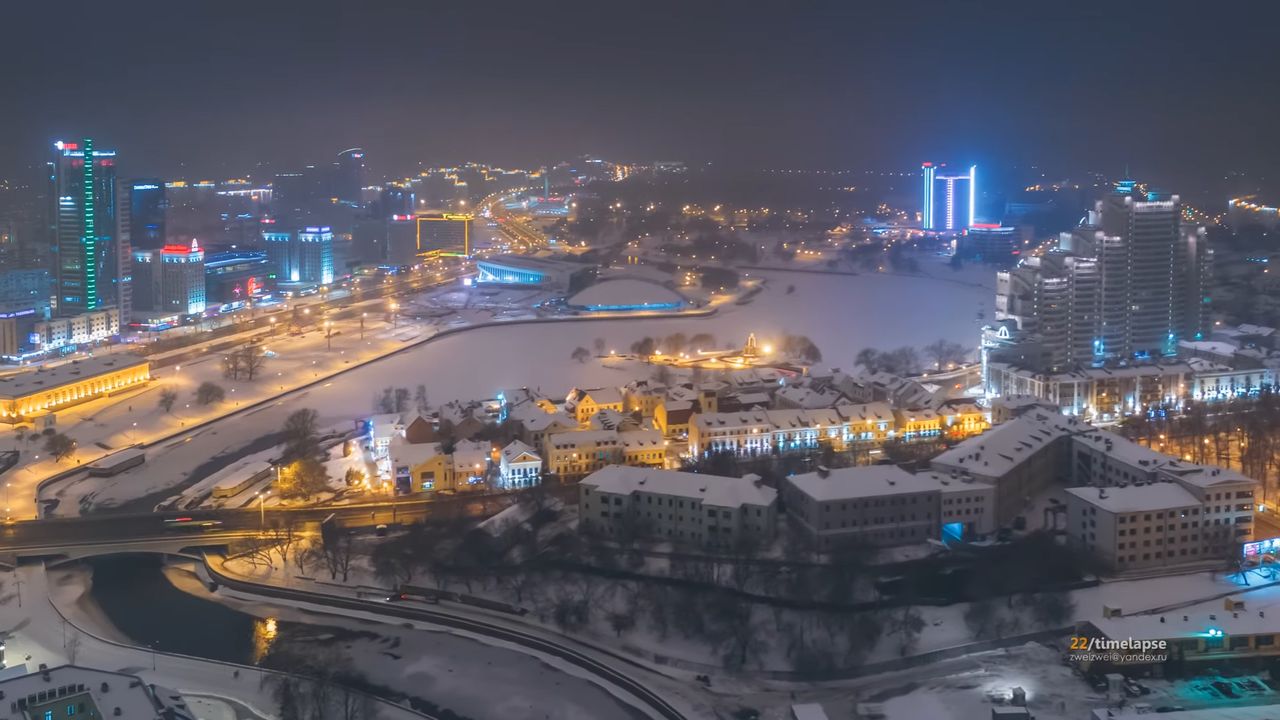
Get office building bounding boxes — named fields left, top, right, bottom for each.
left=335, top=147, right=366, bottom=205
left=415, top=212, right=472, bottom=256
left=49, top=139, right=129, bottom=323
left=956, top=223, right=1021, bottom=265
left=579, top=465, right=777, bottom=548
left=129, top=179, right=167, bottom=250
left=131, top=240, right=206, bottom=323
left=921, top=162, right=976, bottom=231
left=204, top=250, right=271, bottom=307
left=262, top=226, right=334, bottom=286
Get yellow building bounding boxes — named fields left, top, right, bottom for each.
left=572, top=387, right=624, bottom=426
left=941, top=400, right=990, bottom=439
left=893, top=408, right=944, bottom=441
left=621, top=429, right=667, bottom=468
left=0, top=356, right=151, bottom=422
left=544, top=429, right=623, bottom=481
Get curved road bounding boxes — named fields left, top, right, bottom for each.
left=201, top=558, right=690, bottom=720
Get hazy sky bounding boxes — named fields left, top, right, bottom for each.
left=4, top=0, right=1278, bottom=192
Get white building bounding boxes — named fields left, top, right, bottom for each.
left=451, top=439, right=492, bottom=487
left=499, top=440, right=541, bottom=488
left=579, top=465, right=777, bottom=548
left=0, top=664, right=196, bottom=720
left=1066, top=483, right=1220, bottom=572
left=782, top=466, right=995, bottom=549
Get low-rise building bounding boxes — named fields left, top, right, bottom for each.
left=498, top=440, right=541, bottom=488
left=929, top=410, right=1084, bottom=525
left=390, top=436, right=492, bottom=493
left=545, top=428, right=623, bottom=480
left=570, top=387, right=624, bottom=425
left=0, top=355, right=150, bottom=422
left=620, top=429, right=666, bottom=467
left=579, top=465, right=777, bottom=548
left=783, top=466, right=952, bottom=549
left=689, top=409, right=774, bottom=457
left=0, top=664, right=196, bottom=720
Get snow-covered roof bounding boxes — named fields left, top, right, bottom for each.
left=836, top=402, right=895, bottom=424
left=501, top=439, right=540, bottom=463
left=568, top=278, right=687, bottom=309
left=546, top=429, right=620, bottom=447
left=0, top=665, right=186, bottom=720
left=390, top=437, right=444, bottom=466
left=581, top=465, right=776, bottom=508
left=584, top=387, right=623, bottom=405
left=787, top=465, right=942, bottom=501
left=1088, top=580, right=1280, bottom=643
left=1064, top=483, right=1200, bottom=514
left=1072, top=429, right=1172, bottom=470
left=0, top=355, right=150, bottom=398
left=790, top=704, right=831, bottom=720
left=693, top=409, right=772, bottom=431
left=452, top=440, right=491, bottom=473
left=1159, top=462, right=1256, bottom=490
left=930, top=410, right=1083, bottom=478
left=620, top=429, right=664, bottom=449
left=1109, top=705, right=1280, bottom=720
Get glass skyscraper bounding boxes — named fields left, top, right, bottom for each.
left=49, top=139, right=130, bottom=319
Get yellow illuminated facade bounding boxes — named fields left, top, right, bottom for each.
left=0, top=357, right=151, bottom=422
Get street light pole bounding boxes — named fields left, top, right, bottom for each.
left=257, top=490, right=269, bottom=532
left=360, top=313, right=366, bottom=340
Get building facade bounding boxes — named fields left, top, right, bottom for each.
left=579, top=465, right=777, bottom=548
left=922, top=162, right=976, bottom=232
left=50, top=139, right=130, bottom=321
left=0, top=355, right=150, bottom=421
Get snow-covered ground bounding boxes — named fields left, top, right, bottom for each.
left=19, top=259, right=991, bottom=516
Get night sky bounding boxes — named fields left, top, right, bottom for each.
left=5, top=1, right=1279, bottom=192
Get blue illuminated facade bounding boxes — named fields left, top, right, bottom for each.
left=921, top=162, right=976, bottom=231
left=476, top=260, right=546, bottom=285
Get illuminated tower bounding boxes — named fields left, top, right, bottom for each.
left=335, top=148, right=366, bottom=205
left=921, top=162, right=976, bottom=231
left=50, top=139, right=129, bottom=319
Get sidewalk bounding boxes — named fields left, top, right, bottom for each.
left=0, top=563, right=430, bottom=720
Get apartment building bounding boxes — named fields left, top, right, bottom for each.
left=579, top=465, right=777, bottom=548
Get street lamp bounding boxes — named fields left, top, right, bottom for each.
left=360, top=312, right=366, bottom=340
left=256, top=490, right=270, bottom=532
left=325, top=320, right=333, bottom=351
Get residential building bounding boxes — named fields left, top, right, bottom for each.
left=929, top=410, right=1083, bottom=524
left=499, top=440, right=541, bottom=488
left=984, top=181, right=1213, bottom=384
left=31, top=309, right=119, bottom=352
left=0, top=355, right=150, bottom=422
left=620, top=429, right=666, bottom=467
left=957, top=223, right=1021, bottom=265
left=579, top=465, right=777, bottom=548
left=782, top=465, right=995, bottom=549
left=570, top=387, right=624, bottom=425
left=689, top=409, right=774, bottom=457
left=1064, top=480, right=1247, bottom=572
left=0, top=664, right=195, bottom=720
left=389, top=436, right=492, bottom=493
left=544, top=428, right=623, bottom=480
left=984, top=361, right=1190, bottom=421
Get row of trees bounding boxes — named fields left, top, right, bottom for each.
left=371, top=385, right=430, bottom=415
left=854, top=338, right=968, bottom=375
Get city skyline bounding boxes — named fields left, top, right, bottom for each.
left=3, top=1, right=1280, bottom=195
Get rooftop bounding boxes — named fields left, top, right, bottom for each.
left=1065, top=483, right=1201, bottom=513
left=1089, top=581, right=1280, bottom=644
left=0, top=664, right=193, bottom=720
left=787, top=465, right=944, bottom=501
left=582, top=465, right=777, bottom=508
left=930, top=410, right=1083, bottom=477
left=0, top=355, right=150, bottom=399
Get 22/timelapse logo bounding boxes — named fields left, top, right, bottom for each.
left=1069, top=637, right=1169, bottom=663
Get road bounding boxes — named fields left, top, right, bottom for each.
left=0, top=487, right=577, bottom=557
left=201, top=558, right=689, bottom=720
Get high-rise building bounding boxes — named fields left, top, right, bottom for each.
left=335, top=148, right=366, bottom=205
left=49, top=139, right=130, bottom=323
left=131, top=240, right=206, bottom=323
left=129, top=179, right=167, bottom=250
left=415, top=213, right=472, bottom=256
left=921, top=162, right=976, bottom=231
left=262, top=226, right=334, bottom=285
left=988, top=181, right=1213, bottom=377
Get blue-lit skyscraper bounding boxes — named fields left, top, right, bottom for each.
left=262, top=227, right=334, bottom=286
left=921, top=162, right=976, bottom=231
